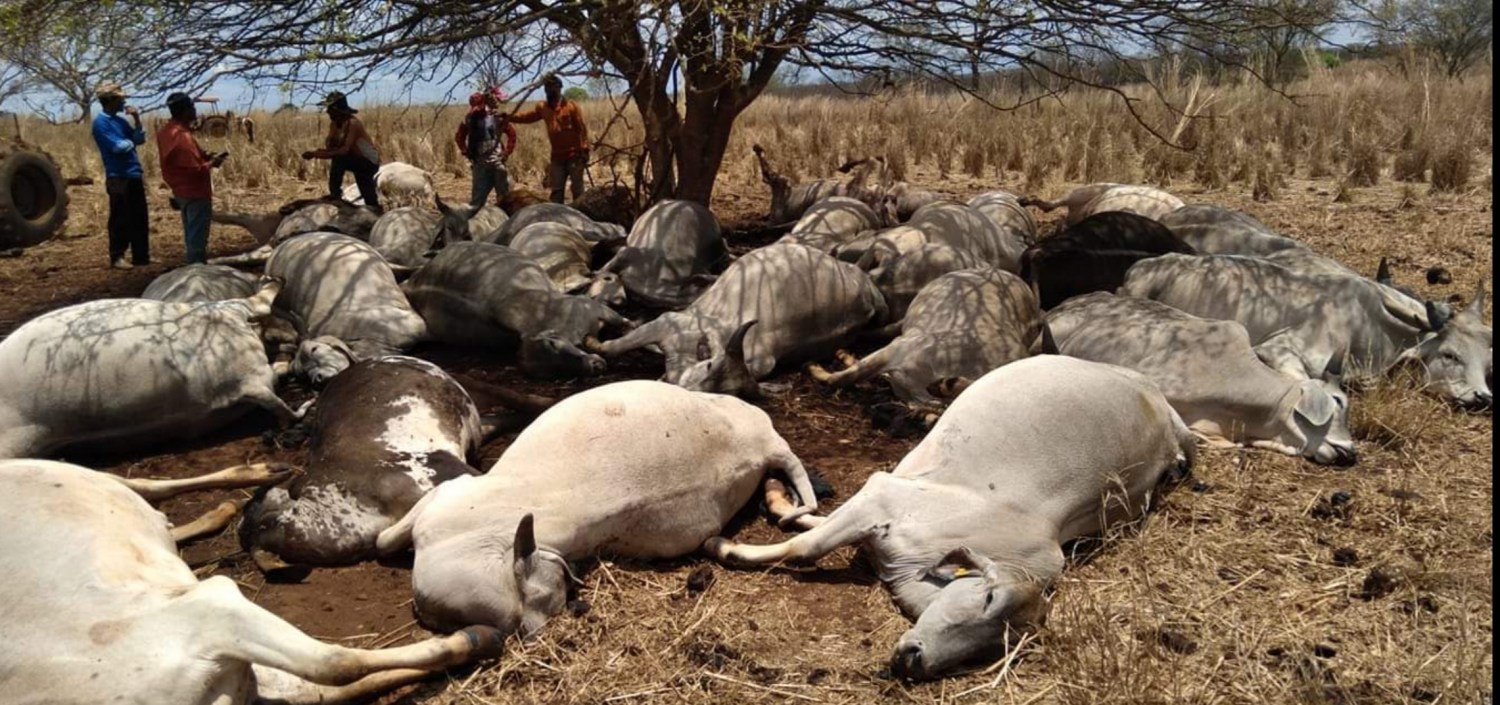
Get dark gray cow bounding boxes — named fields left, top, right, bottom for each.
left=403, top=242, right=630, bottom=378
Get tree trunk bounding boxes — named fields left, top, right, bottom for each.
left=671, top=87, right=740, bottom=206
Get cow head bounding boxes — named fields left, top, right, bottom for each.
left=291, top=336, right=357, bottom=386
left=890, top=548, right=1046, bottom=680
left=1282, top=356, right=1357, bottom=466
left=520, top=332, right=606, bottom=379
left=434, top=195, right=478, bottom=248
left=411, top=513, right=574, bottom=638
left=585, top=271, right=627, bottom=306
left=1396, top=281, right=1493, bottom=410
left=676, top=320, right=760, bottom=398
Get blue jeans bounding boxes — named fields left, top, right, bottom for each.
left=470, top=162, right=510, bottom=208
left=180, top=198, right=211, bottom=264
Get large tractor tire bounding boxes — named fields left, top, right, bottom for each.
left=197, top=115, right=231, bottom=138
left=0, top=144, right=69, bottom=250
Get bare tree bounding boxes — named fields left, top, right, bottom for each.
left=1399, top=0, right=1492, bottom=78
left=0, top=63, right=33, bottom=110
left=3, top=0, right=1342, bottom=204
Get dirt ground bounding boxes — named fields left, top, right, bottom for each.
left=0, top=166, right=1490, bottom=705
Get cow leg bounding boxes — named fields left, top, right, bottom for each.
left=252, top=666, right=440, bottom=705
left=112, top=462, right=296, bottom=502
left=807, top=343, right=899, bottom=387
left=170, top=499, right=245, bottom=543
left=705, top=475, right=899, bottom=566
left=188, top=576, right=500, bottom=686
left=762, top=452, right=823, bottom=530
left=239, top=384, right=309, bottom=427
left=588, top=318, right=666, bottom=356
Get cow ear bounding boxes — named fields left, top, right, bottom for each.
left=1038, top=323, right=1060, bottom=355
left=695, top=333, right=713, bottom=362
left=514, top=513, right=537, bottom=560
left=1322, top=353, right=1344, bottom=385
left=927, top=547, right=1000, bottom=583
left=1375, top=257, right=1393, bottom=286
left=1294, top=381, right=1336, bottom=427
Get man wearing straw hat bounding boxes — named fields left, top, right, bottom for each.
left=90, top=81, right=150, bottom=269
left=157, top=92, right=227, bottom=264
left=301, top=90, right=382, bottom=211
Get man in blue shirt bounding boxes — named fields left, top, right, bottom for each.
left=91, top=81, right=150, bottom=269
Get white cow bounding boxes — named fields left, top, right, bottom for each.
left=1122, top=253, right=1493, bottom=409
left=1047, top=292, right=1357, bottom=465
left=776, top=196, right=883, bottom=255
left=1157, top=204, right=1304, bottom=256
left=0, top=282, right=304, bottom=459
left=0, top=460, right=501, bottom=705
left=1024, top=183, right=1184, bottom=226
left=342, top=161, right=436, bottom=210
left=708, top=356, right=1195, bottom=679
left=375, top=380, right=820, bottom=637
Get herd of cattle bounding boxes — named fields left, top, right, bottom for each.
left=0, top=150, right=1491, bottom=702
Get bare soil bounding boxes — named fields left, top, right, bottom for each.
left=0, top=168, right=1490, bottom=704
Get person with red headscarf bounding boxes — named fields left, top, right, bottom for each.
left=455, top=88, right=518, bottom=209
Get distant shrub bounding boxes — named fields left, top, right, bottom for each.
left=564, top=87, right=589, bottom=101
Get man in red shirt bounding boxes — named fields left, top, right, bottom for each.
left=454, top=87, right=517, bottom=209
left=157, top=92, right=226, bottom=263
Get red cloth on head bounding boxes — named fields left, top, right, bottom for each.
left=468, top=92, right=486, bottom=109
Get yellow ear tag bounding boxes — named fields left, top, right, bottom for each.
left=952, top=567, right=971, bottom=577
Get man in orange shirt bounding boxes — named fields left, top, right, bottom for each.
left=157, top=92, right=226, bottom=264
left=510, top=74, right=589, bottom=203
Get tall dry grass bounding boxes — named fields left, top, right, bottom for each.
left=17, top=56, right=1492, bottom=213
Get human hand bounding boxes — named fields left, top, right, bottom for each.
left=301, top=151, right=315, bottom=160
left=123, top=105, right=140, bottom=118
left=211, top=152, right=228, bottom=167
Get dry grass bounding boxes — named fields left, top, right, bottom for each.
left=3, top=53, right=1492, bottom=705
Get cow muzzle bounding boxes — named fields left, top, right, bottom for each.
left=889, top=641, right=928, bottom=681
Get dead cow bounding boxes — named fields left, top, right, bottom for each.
left=243, top=356, right=487, bottom=572
left=591, top=243, right=887, bottom=397
left=868, top=244, right=985, bottom=324
left=142, top=264, right=301, bottom=364
left=342, top=161, right=437, bottom=210
left=777, top=196, right=883, bottom=255
left=0, top=459, right=501, bottom=705
left=403, top=241, right=631, bottom=378
left=268, top=232, right=428, bottom=382
left=1046, top=292, right=1357, bottom=465
left=599, top=199, right=729, bottom=309
left=212, top=198, right=380, bottom=267
left=811, top=267, right=1041, bottom=408
left=375, top=380, right=820, bottom=636
left=0, top=281, right=306, bottom=459
left=366, top=197, right=481, bottom=267
left=1123, top=253, right=1493, bottom=409
left=1022, top=183, right=1184, bottom=226
left=1019, top=210, right=1196, bottom=310
left=1157, top=204, right=1303, bottom=256
left=488, top=202, right=626, bottom=246
left=708, top=356, right=1194, bottom=680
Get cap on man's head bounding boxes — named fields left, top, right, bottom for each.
left=95, top=81, right=130, bottom=100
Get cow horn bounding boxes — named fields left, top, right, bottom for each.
left=1468, top=278, right=1487, bottom=317
left=1426, top=300, right=1449, bottom=332
left=1375, top=257, right=1393, bottom=285
left=726, top=320, right=757, bottom=362
left=514, top=513, right=537, bottom=559
left=434, top=194, right=452, bottom=214
left=1039, top=323, right=1060, bottom=355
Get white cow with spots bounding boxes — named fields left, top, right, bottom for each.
left=243, top=356, right=483, bottom=572
left=0, top=459, right=501, bottom=705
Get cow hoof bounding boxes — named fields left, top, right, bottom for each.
left=702, top=536, right=732, bottom=561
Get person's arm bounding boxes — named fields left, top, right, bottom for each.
left=508, top=103, right=545, bottom=124
left=501, top=119, right=517, bottom=155
left=92, top=118, right=134, bottom=155
left=126, top=107, right=146, bottom=145
left=575, top=103, right=589, bottom=153
left=455, top=119, right=470, bottom=155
